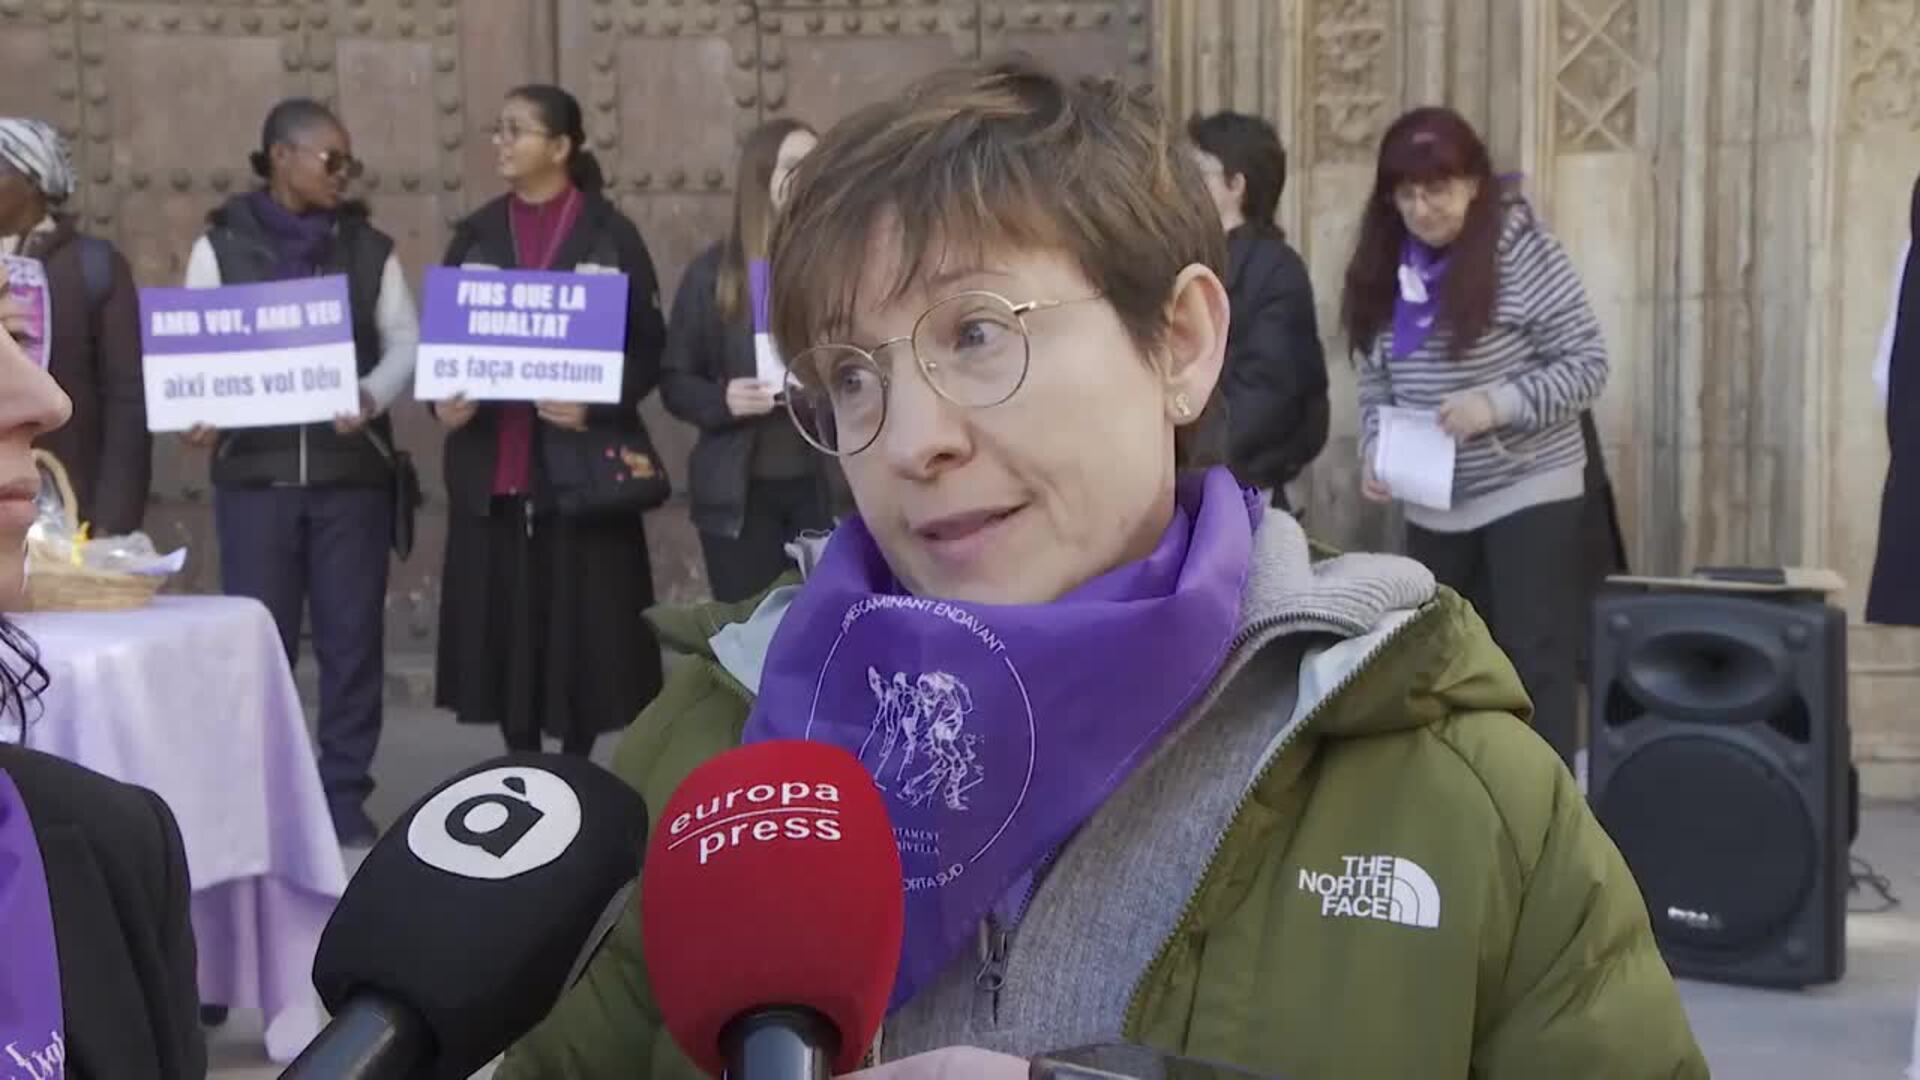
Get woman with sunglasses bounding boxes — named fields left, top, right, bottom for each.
left=181, top=98, right=420, bottom=850
left=432, top=86, right=667, bottom=758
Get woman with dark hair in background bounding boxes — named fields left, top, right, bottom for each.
left=663, top=117, right=830, bottom=602
left=434, top=85, right=668, bottom=756
left=0, top=294, right=204, bottom=1079
left=182, top=98, right=419, bottom=848
left=1186, top=112, right=1328, bottom=513
left=0, top=117, right=150, bottom=538
left=1342, top=107, right=1608, bottom=769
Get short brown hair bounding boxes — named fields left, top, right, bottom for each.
left=768, top=56, right=1229, bottom=465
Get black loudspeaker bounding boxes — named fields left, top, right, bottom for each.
left=1588, top=584, right=1849, bottom=988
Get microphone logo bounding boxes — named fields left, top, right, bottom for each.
left=407, top=767, right=583, bottom=880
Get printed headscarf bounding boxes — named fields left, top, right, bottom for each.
left=0, top=120, right=74, bottom=205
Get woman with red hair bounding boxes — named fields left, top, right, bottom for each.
left=1342, top=108, right=1608, bottom=769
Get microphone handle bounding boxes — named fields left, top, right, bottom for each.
left=721, top=1005, right=837, bottom=1080
left=278, top=992, right=433, bottom=1080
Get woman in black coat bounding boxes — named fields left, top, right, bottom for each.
left=0, top=293, right=203, bottom=1079
left=1870, top=172, right=1920, bottom=626
left=432, top=85, right=667, bottom=754
left=661, top=118, right=831, bottom=602
left=1185, top=112, right=1329, bottom=512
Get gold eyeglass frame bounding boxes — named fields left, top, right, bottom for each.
left=782, top=289, right=1103, bottom=457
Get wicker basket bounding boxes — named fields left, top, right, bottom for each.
left=23, top=449, right=164, bottom=612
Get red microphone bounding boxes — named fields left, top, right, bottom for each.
left=643, top=740, right=904, bottom=1079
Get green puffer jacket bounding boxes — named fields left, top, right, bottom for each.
left=498, top=515, right=1707, bottom=1079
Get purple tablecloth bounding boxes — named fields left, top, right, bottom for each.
left=12, top=595, right=346, bottom=1062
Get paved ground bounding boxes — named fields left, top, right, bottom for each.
left=207, top=698, right=1920, bottom=1078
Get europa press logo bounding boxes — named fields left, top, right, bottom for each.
left=664, top=779, right=846, bottom=866
left=407, top=767, right=583, bottom=880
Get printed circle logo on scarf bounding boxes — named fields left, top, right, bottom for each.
left=803, top=595, right=1038, bottom=888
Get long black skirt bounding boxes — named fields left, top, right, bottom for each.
left=435, top=497, right=664, bottom=747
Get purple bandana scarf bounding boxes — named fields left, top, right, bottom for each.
left=744, top=467, right=1258, bottom=1009
left=0, top=768, right=65, bottom=1078
left=247, top=189, right=335, bottom=280
left=1391, top=235, right=1449, bottom=360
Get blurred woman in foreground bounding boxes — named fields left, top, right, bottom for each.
left=0, top=278, right=204, bottom=1078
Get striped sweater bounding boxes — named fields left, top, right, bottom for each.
left=1357, top=195, right=1608, bottom=532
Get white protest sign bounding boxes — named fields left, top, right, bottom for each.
left=139, top=276, right=360, bottom=432
left=414, top=267, right=628, bottom=404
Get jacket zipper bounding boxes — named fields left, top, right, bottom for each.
left=1119, top=603, right=1436, bottom=1035
left=975, top=918, right=1010, bottom=1027
left=973, top=848, right=1055, bottom=1028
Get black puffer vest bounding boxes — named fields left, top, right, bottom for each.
left=203, top=195, right=394, bottom=489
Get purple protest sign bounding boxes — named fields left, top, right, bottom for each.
left=749, top=258, right=785, bottom=387
left=139, top=275, right=360, bottom=432
left=749, top=258, right=771, bottom=335
left=414, top=266, right=628, bottom=404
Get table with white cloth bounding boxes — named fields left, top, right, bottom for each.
left=12, top=594, right=347, bottom=1063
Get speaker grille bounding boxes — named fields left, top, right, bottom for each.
left=1596, top=735, right=1816, bottom=952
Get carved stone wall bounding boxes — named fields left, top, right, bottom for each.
left=1157, top=0, right=1920, bottom=793
left=1555, top=0, right=1641, bottom=152
left=7, top=1, right=1916, bottom=785
left=1832, top=0, right=1920, bottom=793
left=1847, top=0, right=1920, bottom=130
left=0, top=0, right=553, bottom=648
left=1289, top=0, right=1399, bottom=549
left=0, top=1, right=1146, bottom=643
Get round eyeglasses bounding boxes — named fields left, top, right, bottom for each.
left=782, top=290, right=1101, bottom=456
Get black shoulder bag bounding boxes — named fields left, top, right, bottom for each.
left=540, top=420, right=672, bottom=519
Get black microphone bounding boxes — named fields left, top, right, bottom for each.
left=279, top=753, right=648, bottom=1080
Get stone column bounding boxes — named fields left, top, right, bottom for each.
left=1828, top=0, right=1920, bottom=794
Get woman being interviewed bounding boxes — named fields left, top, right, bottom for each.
left=662, top=118, right=832, bottom=602
left=433, top=85, right=668, bottom=756
left=1343, top=108, right=1608, bottom=770
left=499, top=60, right=1703, bottom=1079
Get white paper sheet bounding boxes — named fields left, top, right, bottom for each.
left=1374, top=405, right=1456, bottom=511
left=754, top=331, right=788, bottom=389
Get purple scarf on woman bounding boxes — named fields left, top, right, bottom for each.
left=247, top=189, right=335, bottom=279
left=1392, top=235, right=1449, bottom=360
left=0, top=767, right=65, bottom=1074
left=744, top=467, right=1259, bottom=1009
